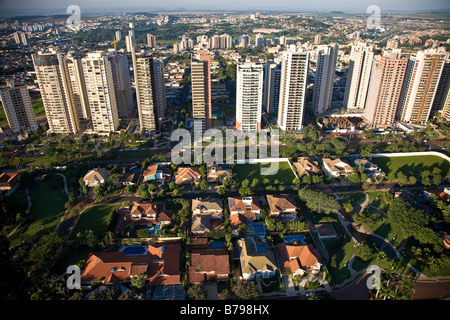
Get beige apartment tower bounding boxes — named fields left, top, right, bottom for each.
left=131, top=49, right=166, bottom=136
left=32, top=52, right=80, bottom=134
left=66, top=52, right=90, bottom=119
left=82, top=51, right=120, bottom=133
left=277, top=49, right=309, bottom=131
left=397, top=49, right=446, bottom=125
left=0, top=81, right=38, bottom=133
left=312, top=44, right=338, bottom=115
left=364, top=50, right=409, bottom=127
left=191, top=50, right=212, bottom=131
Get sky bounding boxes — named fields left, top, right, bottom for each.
left=0, top=0, right=449, bottom=17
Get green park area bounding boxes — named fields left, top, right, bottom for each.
left=69, top=205, right=119, bottom=240
left=233, top=161, right=296, bottom=185
left=372, top=155, right=450, bottom=178
left=9, top=174, right=67, bottom=246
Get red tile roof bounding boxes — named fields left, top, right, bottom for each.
left=277, top=243, right=322, bottom=272
left=81, top=244, right=181, bottom=286
left=189, top=248, right=230, bottom=283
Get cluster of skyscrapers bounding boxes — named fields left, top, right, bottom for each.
left=30, top=39, right=166, bottom=136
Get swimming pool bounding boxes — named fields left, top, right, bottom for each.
left=284, top=235, right=306, bottom=244
left=257, top=244, right=268, bottom=253
left=210, top=241, right=225, bottom=248
left=123, top=245, right=146, bottom=255
left=253, top=225, right=265, bottom=234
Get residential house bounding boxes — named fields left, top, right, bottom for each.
left=80, top=243, right=181, bottom=286
left=237, top=237, right=278, bottom=280
left=0, top=172, right=19, bottom=191
left=189, top=248, right=230, bottom=283
left=293, top=158, right=321, bottom=176
left=191, top=198, right=224, bottom=236
left=277, top=243, right=322, bottom=276
left=353, top=159, right=383, bottom=177
left=206, top=163, right=232, bottom=183
left=143, top=164, right=172, bottom=184
left=83, top=168, right=109, bottom=187
left=227, top=196, right=261, bottom=228
left=114, top=202, right=173, bottom=235
left=174, top=167, right=201, bottom=185
left=266, top=194, right=297, bottom=218
left=118, top=171, right=141, bottom=186
left=322, top=158, right=353, bottom=178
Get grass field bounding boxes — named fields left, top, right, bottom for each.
left=372, top=155, right=450, bottom=178
left=69, top=205, right=119, bottom=240
left=9, top=175, right=67, bottom=245
left=233, top=161, right=296, bottom=185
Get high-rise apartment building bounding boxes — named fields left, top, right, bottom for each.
left=397, top=49, right=446, bottom=125
left=125, top=34, right=135, bottom=53
left=191, top=50, right=212, bottom=131
left=239, top=35, right=250, bottom=48
left=131, top=49, right=166, bottom=136
left=66, top=51, right=90, bottom=119
left=115, top=30, right=121, bottom=42
left=219, top=34, right=233, bottom=48
left=277, top=49, right=309, bottom=131
left=255, top=33, right=264, bottom=47
left=107, top=50, right=133, bottom=118
left=344, top=43, right=374, bottom=111
left=82, top=51, right=120, bottom=133
left=263, top=61, right=281, bottom=115
left=236, top=63, right=264, bottom=132
left=364, top=50, right=409, bottom=127
left=312, top=44, right=338, bottom=115
left=32, top=52, right=80, bottom=134
left=441, top=85, right=450, bottom=121
left=0, top=81, right=38, bottom=133
left=147, top=34, right=156, bottom=48
left=431, top=59, right=450, bottom=117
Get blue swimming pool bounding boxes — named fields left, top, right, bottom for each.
left=124, top=245, right=146, bottom=255
left=210, top=241, right=225, bottom=248
left=284, top=235, right=306, bottom=243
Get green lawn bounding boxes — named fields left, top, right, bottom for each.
left=322, top=236, right=354, bottom=284
left=9, top=175, right=67, bottom=245
left=69, top=205, right=119, bottom=240
left=372, top=155, right=450, bottom=178
left=233, top=161, right=296, bottom=185
left=338, top=193, right=367, bottom=206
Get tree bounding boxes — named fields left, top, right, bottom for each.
left=200, top=179, right=209, bottom=191
left=232, top=280, right=259, bottom=300
left=217, top=186, right=227, bottom=196
left=421, top=170, right=432, bottom=186
left=355, top=242, right=374, bottom=261
left=131, top=273, right=146, bottom=289
left=93, top=184, right=107, bottom=202
left=138, top=184, right=150, bottom=200
left=343, top=201, right=353, bottom=213
left=25, top=232, right=64, bottom=274
left=186, top=285, right=207, bottom=300
left=298, top=188, right=340, bottom=214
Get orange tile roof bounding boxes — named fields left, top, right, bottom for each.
left=175, top=167, right=201, bottom=184
left=266, top=194, right=297, bottom=214
left=80, top=244, right=181, bottom=286
left=189, top=248, right=230, bottom=283
left=277, top=243, right=322, bottom=272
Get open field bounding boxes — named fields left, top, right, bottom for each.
left=233, top=161, right=296, bottom=185
left=9, top=174, right=67, bottom=245
left=372, top=155, right=450, bottom=178
left=69, top=205, right=119, bottom=240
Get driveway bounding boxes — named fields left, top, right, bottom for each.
left=204, top=281, right=218, bottom=300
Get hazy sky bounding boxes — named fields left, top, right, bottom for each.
left=0, top=0, right=449, bottom=16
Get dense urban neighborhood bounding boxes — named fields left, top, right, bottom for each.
left=0, top=3, right=449, bottom=304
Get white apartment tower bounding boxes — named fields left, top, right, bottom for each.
left=0, top=81, right=38, bottom=133
left=236, top=63, right=264, bottom=132
left=191, top=50, right=212, bottom=131
left=397, top=49, right=446, bottom=125
left=277, top=49, right=309, bottom=131
left=32, top=52, right=80, bottom=134
left=82, top=52, right=120, bottom=133
left=312, top=44, right=338, bottom=115
left=343, top=43, right=374, bottom=111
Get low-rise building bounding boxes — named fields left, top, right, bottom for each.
left=83, top=168, right=109, bottom=187
left=0, top=172, right=19, bottom=191
left=143, top=164, right=172, bottom=184
left=353, top=158, right=383, bottom=177
left=322, top=158, right=353, bottom=178
left=228, top=196, right=261, bottom=228
left=189, top=248, right=230, bottom=283
left=277, top=243, right=322, bottom=276
left=293, top=157, right=322, bottom=176
left=191, top=198, right=224, bottom=236
left=237, top=237, right=278, bottom=280
left=206, top=163, right=232, bottom=183
left=174, top=167, right=201, bottom=185
left=266, top=194, right=297, bottom=218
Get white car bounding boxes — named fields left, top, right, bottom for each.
left=306, top=293, right=315, bottom=297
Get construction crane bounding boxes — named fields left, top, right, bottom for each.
left=111, top=39, right=118, bottom=49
